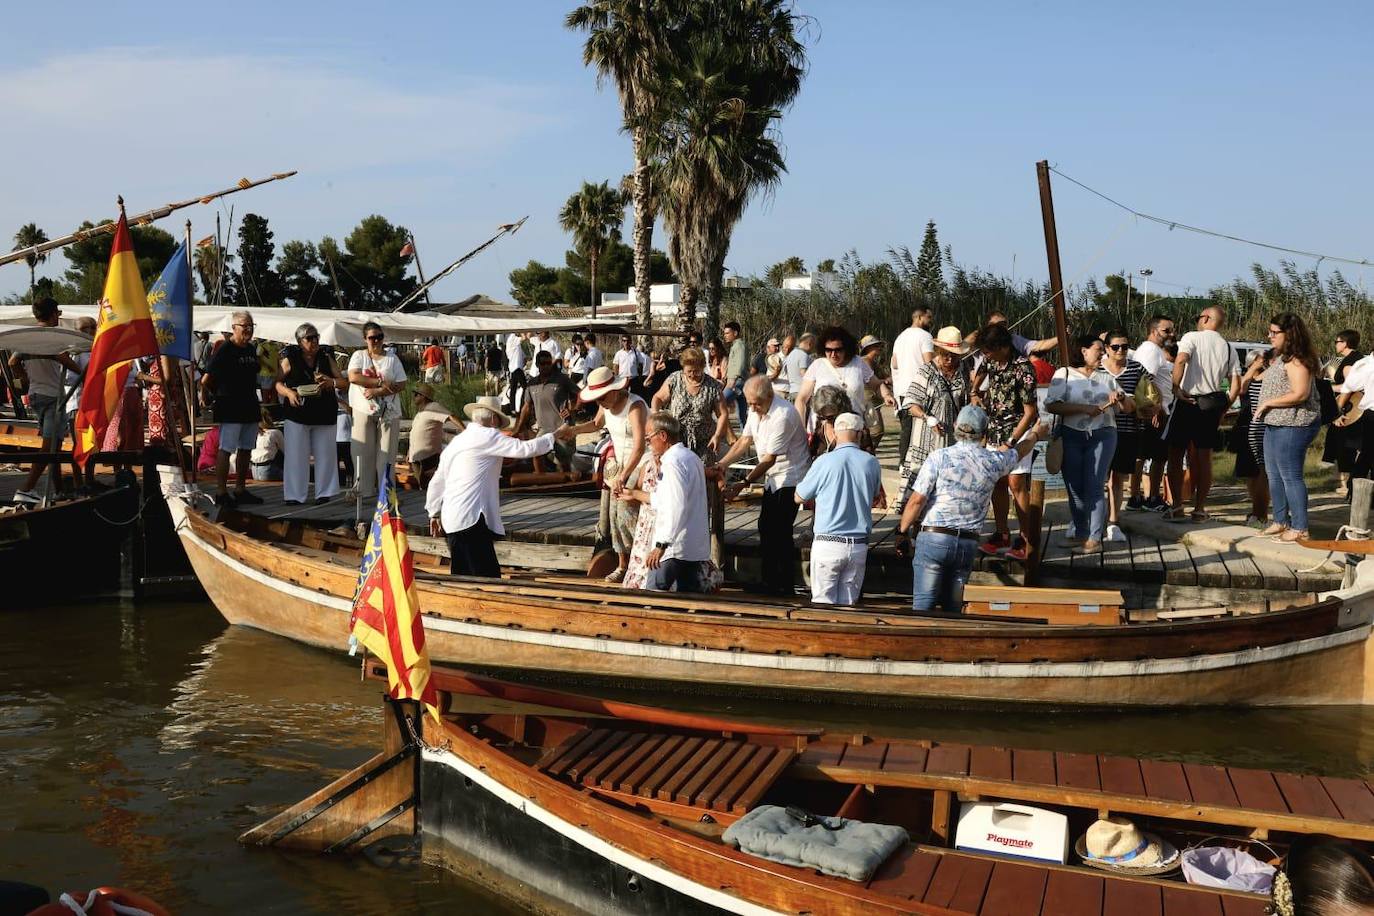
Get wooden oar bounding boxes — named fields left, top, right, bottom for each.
left=1297, top=538, right=1374, bottom=555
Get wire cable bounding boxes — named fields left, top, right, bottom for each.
left=1048, top=166, right=1373, bottom=269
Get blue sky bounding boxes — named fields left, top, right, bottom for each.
left=3, top=0, right=1371, bottom=305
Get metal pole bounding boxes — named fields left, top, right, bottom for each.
left=408, top=233, right=433, bottom=310
left=1035, top=160, right=1072, bottom=367
left=186, top=221, right=199, bottom=483
left=1140, top=268, right=1152, bottom=311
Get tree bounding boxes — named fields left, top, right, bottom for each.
left=63, top=220, right=178, bottom=302
left=508, top=260, right=562, bottom=309
left=558, top=180, right=627, bottom=317
left=638, top=0, right=807, bottom=335
left=234, top=213, right=286, bottom=307
left=816, top=258, right=836, bottom=274
left=11, top=223, right=49, bottom=301
left=764, top=255, right=806, bottom=287
left=277, top=240, right=323, bottom=307
left=194, top=242, right=234, bottom=304
left=567, top=0, right=675, bottom=328
left=316, top=216, right=418, bottom=309
left=915, top=220, right=945, bottom=303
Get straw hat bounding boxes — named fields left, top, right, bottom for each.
left=859, top=334, right=885, bottom=354
left=413, top=382, right=437, bottom=402
left=462, top=395, right=513, bottom=429
left=1075, top=817, right=1179, bottom=876
left=579, top=366, right=630, bottom=403
left=932, top=326, right=971, bottom=355
left=766, top=352, right=783, bottom=372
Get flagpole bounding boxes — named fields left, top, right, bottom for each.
left=184, top=220, right=199, bottom=483
left=408, top=233, right=433, bottom=310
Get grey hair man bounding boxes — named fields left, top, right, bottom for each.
left=897, top=405, right=1048, bottom=615
left=200, top=309, right=264, bottom=506
left=427, top=395, right=573, bottom=578
left=794, top=412, right=881, bottom=605
left=619, top=410, right=711, bottom=592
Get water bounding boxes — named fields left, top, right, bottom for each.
left=4, top=600, right=1374, bottom=913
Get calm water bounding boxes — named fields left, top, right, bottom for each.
left=4, top=599, right=1374, bottom=913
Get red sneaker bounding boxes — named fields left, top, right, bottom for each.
left=1005, top=536, right=1028, bottom=562
left=979, top=532, right=1009, bottom=556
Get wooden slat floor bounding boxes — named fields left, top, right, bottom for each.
left=228, top=483, right=1336, bottom=592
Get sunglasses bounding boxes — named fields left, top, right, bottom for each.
left=1107, top=343, right=1128, bottom=351
left=824, top=347, right=845, bottom=355
left=367, top=335, right=385, bottom=342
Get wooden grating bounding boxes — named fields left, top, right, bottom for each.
left=539, top=727, right=797, bottom=815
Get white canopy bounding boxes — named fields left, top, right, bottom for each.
left=0, top=305, right=627, bottom=348
left=0, top=325, right=93, bottom=355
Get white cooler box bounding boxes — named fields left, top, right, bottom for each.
left=954, top=801, right=1069, bottom=864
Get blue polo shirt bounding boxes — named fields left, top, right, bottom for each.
left=795, top=442, right=881, bottom=537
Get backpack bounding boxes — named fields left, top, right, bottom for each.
left=1316, top=376, right=1339, bottom=425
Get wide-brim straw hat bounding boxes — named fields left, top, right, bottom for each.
left=1075, top=817, right=1180, bottom=876
left=932, top=326, right=971, bottom=355
left=463, top=395, right=513, bottom=429
left=766, top=352, right=783, bottom=372
left=859, top=334, right=885, bottom=354
left=579, top=366, right=629, bottom=403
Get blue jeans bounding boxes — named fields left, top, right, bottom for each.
left=1264, top=422, right=1320, bottom=531
left=1061, top=426, right=1117, bottom=543
left=645, top=558, right=709, bottom=593
left=911, top=531, right=978, bottom=614
left=725, top=381, right=746, bottom=426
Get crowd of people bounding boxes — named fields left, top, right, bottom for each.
left=18, top=293, right=1357, bottom=612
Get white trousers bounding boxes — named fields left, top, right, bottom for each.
left=351, top=410, right=400, bottom=497
left=809, top=539, right=868, bottom=606
left=284, top=421, right=340, bottom=503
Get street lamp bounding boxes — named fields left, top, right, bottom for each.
left=1139, top=268, right=1153, bottom=307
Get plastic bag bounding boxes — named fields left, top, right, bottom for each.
left=1181, top=845, right=1275, bottom=893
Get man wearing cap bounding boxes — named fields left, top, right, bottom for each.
left=719, top=376, right=811, bottom=595
left=896, top=405, right=1048, bottom=615
left=426, top=395, right=571, bottom=578
left=407, top=382, right=462, bottom=488
left=561, top=366, right=648, bottom=582
left=794, top=412, right=882, bottom=605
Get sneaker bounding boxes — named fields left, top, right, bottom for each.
left=1005, top=537, right=1028, bottom=562
left=1243, top=515, right=1268, bottom=529
left=1126, top=495, right=1144, bottom=511
left=11, top=490, right=39, bottom=506
left=234, top=489, right=264, bottom=505
left=1105, top=524, right=1127, bottom=543
left=315, top=496, right=332, bottom=505
left=979, top=532, right=1010, bottom=556
left=215, top=491, right=237, bottom=508
left=1144, top=496, right=1169, bottom=513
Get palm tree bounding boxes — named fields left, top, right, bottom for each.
left=193, top=243, right=233, bottom=305
left=566, top=0, right=674, bottom=329
left=12, top=224, right=49, bottom=301
left=558, top=181, right=627, bottom=318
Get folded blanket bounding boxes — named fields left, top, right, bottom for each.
left=722, top=805, right=909, bottom=882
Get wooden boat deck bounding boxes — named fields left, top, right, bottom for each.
left=224, top=485, right=1341, bottom=592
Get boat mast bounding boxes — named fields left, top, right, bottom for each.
left=1035, top=160, right=1072, bottom=367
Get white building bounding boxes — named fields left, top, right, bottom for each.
left=780, top=271, right=841, bottom=294
left=599, top=283, right=682, bottom=319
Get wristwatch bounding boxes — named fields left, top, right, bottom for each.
left=654, top=541, right=670, bottom=550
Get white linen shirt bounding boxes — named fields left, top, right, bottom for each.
left=426, top=424, right=554, bottom=535
left=891, top=326, right=933, bottom=405
left=583, top=346, right=605, bottom=373
left=505, top=333, right=527, bottom=371
left=1176, top=329, right=1236, bottom=395
left=1133, top=340, right=1174, bottom=411
left=1339, top=354, right=1374, bottom=395
left=743, top=399, right=810, bottom=490
left=614, top=347, right=643, bottom=380
left=539, top=337, right=562, bottom=361
left=650, top=442, right=710, bottom=562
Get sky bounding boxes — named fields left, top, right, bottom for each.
left=2, top=0, right=1372, bottom=307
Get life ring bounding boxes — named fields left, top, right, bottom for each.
left=27, top=886, right=171, bottom=916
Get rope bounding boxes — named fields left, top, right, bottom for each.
left=1001, top=211, right=1136, bottom=337
left=1295, top=523, right=1367, bottom=576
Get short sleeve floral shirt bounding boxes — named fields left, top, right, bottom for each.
left=983, top=356, right=1037, bottom=446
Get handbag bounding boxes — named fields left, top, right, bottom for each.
left=1133, top=375, right=1160, bottom=416
left=1044, top=423, right=1064, bottom=475
left=1195, top=391, right=1229, bottom=414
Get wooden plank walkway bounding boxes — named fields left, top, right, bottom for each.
left=226, top=483, right=1337, bottom=592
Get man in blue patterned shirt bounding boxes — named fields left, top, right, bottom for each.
left=896, top=405, right=1048, bottom=615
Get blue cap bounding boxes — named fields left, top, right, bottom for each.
left=954, top=404, right=989, bottom=437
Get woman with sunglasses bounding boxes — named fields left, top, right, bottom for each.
left=275, top=322, right=344, bottom=505
left=347, top=320, right=408, bottom=499
left=1254, top=312, right=1322, bottom=542
left=794, top=325, right=895, bottom=429
left=1097, top=331, right=1146, bottom=542
left=1046, top=334, right=1135, bottom=555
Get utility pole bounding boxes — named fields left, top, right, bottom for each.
left=1140, top=268, right=1153, bottom=310
left=1035, top=160, right=1071, bottom=367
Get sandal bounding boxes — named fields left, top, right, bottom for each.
left=1074, top=541, right=1103, bottom=556
left=1190, top=510, right=1211, bottom=523
left=1162, top=508, right=1189, bottom=523
left=604, top=568, right=626, bottom=584
left=1258, top=523, right=1287, bottom=538
left=1279, top=529, right=1309, bottom=543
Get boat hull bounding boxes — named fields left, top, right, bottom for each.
left=172, top=506, right=1374, bottom=707
left=0, top=484, right=138, bottom=607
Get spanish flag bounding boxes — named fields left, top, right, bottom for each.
left=349, top=465, right=439, bottom=719
left=74, top=210, right=160, bottom=468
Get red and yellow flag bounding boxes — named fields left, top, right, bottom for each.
left=349, top=465, right=439, bottom=719
left=74, top=210, right=160, bottom=467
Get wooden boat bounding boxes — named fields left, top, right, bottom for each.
left=160, top=468, right=1374, bottom=707
left=247, top=665, right=1374, bottom=914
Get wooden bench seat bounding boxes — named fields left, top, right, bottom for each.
left=795, top=738, right=1374, bottom=843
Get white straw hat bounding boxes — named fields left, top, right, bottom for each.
left=462, top=395, right=513, bottom=429
left=1075, top=817, right=1179, bottom=876
left=579, top=366, right=629, bottom=403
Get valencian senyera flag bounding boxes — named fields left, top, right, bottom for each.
left=74, top=210, right=160, bottom=468
left=147, top=241, right=192, bottom=361
left=349, top=464, right=439, bottom=719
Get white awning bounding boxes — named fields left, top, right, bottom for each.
left=0, top=324, right=93, bottom=355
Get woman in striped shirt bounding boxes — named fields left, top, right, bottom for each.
left=1097, top=330, right=1146, bottom=542
left=1232, top=348, right=1272, bottom=527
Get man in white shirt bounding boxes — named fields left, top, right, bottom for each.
left=1164, top=307, right=1240, bottom=521
left=719, top=376, right=811, bottom=595
left=890, top=307, right=935, bottom=480
left=426, top=395, right=570, bottom=577
left=1129, top=314, right=1176, bottom=511
left=582, top=333, right=605, bottom=374
left=1336, top=349, right=1374, bottom=479
left=630, top=410, right=711, bottom=592
left=614, top=334, right=644, bottom=386
left=782, top=333, right=814, bottom=400
left=504, top=331, right=529, bottom=411
left=11, top=297, right=81, bottom=503
left=537, top=330, right=562, bottom=362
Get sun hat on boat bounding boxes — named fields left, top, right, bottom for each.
left=932, top=326, right=971, bottom=355
left=579, top=366, right=629, bottom=403
left=1075, top=817, right=1179, bottom=876
left=463, top=395, right=513, bottom=429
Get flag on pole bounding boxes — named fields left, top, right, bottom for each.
left=74, top=209, right=160, bottom=468
left=147, top=241, right=193, bottom=361
left=349, top=464, right=439, bottom=719
left=399, top=241, right=415, bottom=259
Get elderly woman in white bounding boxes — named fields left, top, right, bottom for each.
left=347, top=320, right=408, bottom=498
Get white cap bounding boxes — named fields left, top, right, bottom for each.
left=833, top=413, right=864, bottom=432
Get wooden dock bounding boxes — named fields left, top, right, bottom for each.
left=227, top=484, right=1342, bottom=593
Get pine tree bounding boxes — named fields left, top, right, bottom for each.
left=915, top=220, right=945, bottom=303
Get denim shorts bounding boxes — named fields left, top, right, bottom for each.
left=219, top=422, right=258, bottom=452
